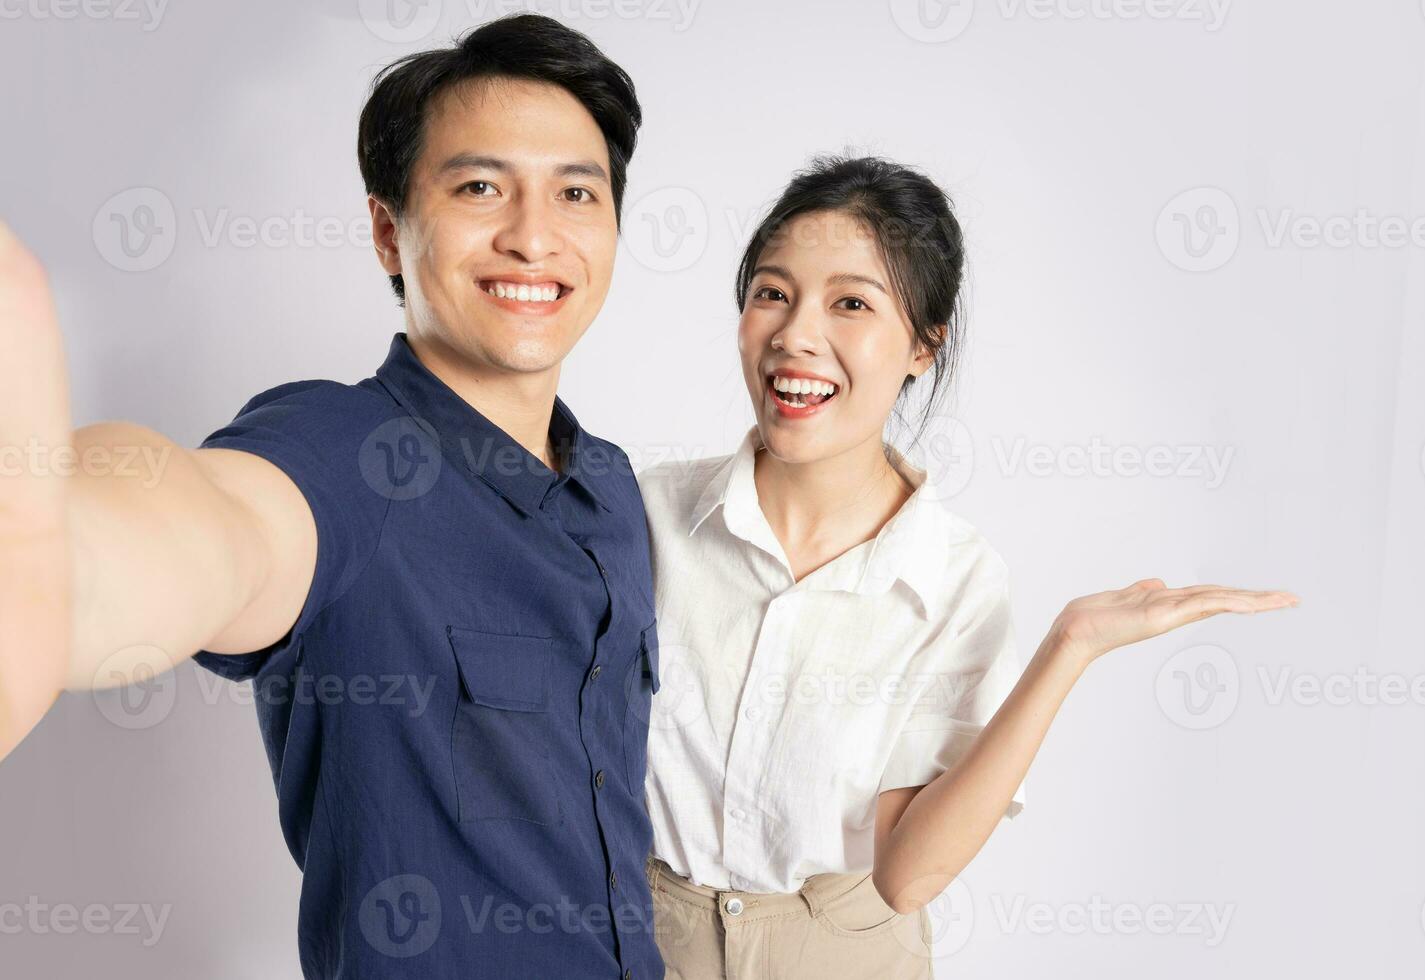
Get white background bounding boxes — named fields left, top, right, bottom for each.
left=0, top=0, right=1421, bottom=976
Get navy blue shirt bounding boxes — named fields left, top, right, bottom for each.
left=193, top=332, right=663, bottom=980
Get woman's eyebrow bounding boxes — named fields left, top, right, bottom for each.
left=751, top=263, right=794, bottom=281
left=826, top=271, right=889, bottom=294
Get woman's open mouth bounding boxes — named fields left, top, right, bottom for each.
left=768, top=374, right=839, bottom=418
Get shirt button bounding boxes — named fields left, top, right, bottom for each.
left=725, top=897, right=744, bottom=916
left=594, top=769, right=606, bottom=789
left=624, top=971, right=633, bottom=980
left=729, top=807, right=745, bottom=821
left=590, top=664, right=602, bottom=680
left=744, top=705, right=760, bottom=721
left=610, top=871, right=619, bottom=891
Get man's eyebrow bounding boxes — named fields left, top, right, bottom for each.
left=556, top=161, right=610, bottom=184
left=436, top=153, right=512, bottom=175
left=435, top=154, right=609, bottom=184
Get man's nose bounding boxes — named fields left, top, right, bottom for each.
left=491, top=196, right=563, bottom=264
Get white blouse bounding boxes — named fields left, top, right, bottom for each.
left=635, top=425, right=1027, bottom=894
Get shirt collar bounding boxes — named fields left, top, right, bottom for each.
left=689, top=425, right=954, bottom=619
left=373, top=332, right=611, bottom=518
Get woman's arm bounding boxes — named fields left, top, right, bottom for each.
left=871, top=578, right=1298, bottom=914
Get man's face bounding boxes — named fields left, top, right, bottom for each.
left=374, top=77, right=618, bottom=377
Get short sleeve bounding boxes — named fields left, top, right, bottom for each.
left=191, top=380, right=396, bottom=682
left=878, top=549, right=1028, bottom=819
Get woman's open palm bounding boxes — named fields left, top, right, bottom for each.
left=1052, top=578, right=1299, bottom=667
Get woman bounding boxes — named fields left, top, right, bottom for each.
left=633, top=156, right=1297, bottom=979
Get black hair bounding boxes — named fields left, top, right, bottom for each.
left=734, top=155, right=967, bottom=457
left=357, top=14, right=642, bottom=303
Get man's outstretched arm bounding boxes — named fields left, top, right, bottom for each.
left=0, top=222, right=317, bottom=760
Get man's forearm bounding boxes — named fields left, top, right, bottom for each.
left=0, top=528, right=68, bottom=760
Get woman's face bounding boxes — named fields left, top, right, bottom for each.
left=738, top=209, right=936, bottom=465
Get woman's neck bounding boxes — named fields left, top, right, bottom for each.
left=752, top=432, right=915, bottom=579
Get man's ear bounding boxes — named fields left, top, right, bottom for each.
left=369, top=195, right=402, bottom=277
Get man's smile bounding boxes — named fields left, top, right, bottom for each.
left=478, top=277, right=573, bottom=315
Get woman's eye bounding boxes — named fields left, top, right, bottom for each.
left=562, top=187, right=596, bottom=203
left=836, top=296, right=871, bottom=311
left=754, top=286, right=788, bottom=302
left=462, top=181, right=498, bottom=197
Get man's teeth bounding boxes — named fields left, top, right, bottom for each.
left=487, top=282, right=561, bottom=302
left=771, top=376, right=838, bottom=396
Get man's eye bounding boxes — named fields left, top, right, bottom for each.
left=754, top=286, right=788, bottom=302
left=563, top=187, right=596, bottom=203
left=462, top=181, right=497, bottom=197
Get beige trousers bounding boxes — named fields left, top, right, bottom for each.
left=647, top=856, right=934, bottom=980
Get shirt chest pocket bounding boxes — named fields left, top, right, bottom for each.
left=622, top=620, right=661, bottom=794
left=447, top=625, right=563, bottom=827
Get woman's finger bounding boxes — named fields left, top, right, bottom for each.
left=1153, top=584, right=1299, bottom=604
left=1167, top=591, right=1297, bottom=623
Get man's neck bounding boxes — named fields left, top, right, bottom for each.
left=405, top=330, right=561, bottom=472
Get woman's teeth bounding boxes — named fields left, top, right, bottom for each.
left=771, top=375, right=838, bottom=407
left=486, top=282, right=562, bottom=302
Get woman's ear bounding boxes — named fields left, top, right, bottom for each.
left=909, top=323, right=947, bottom=378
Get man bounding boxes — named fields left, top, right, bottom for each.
left=0, top=14, right=662, bottom=979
